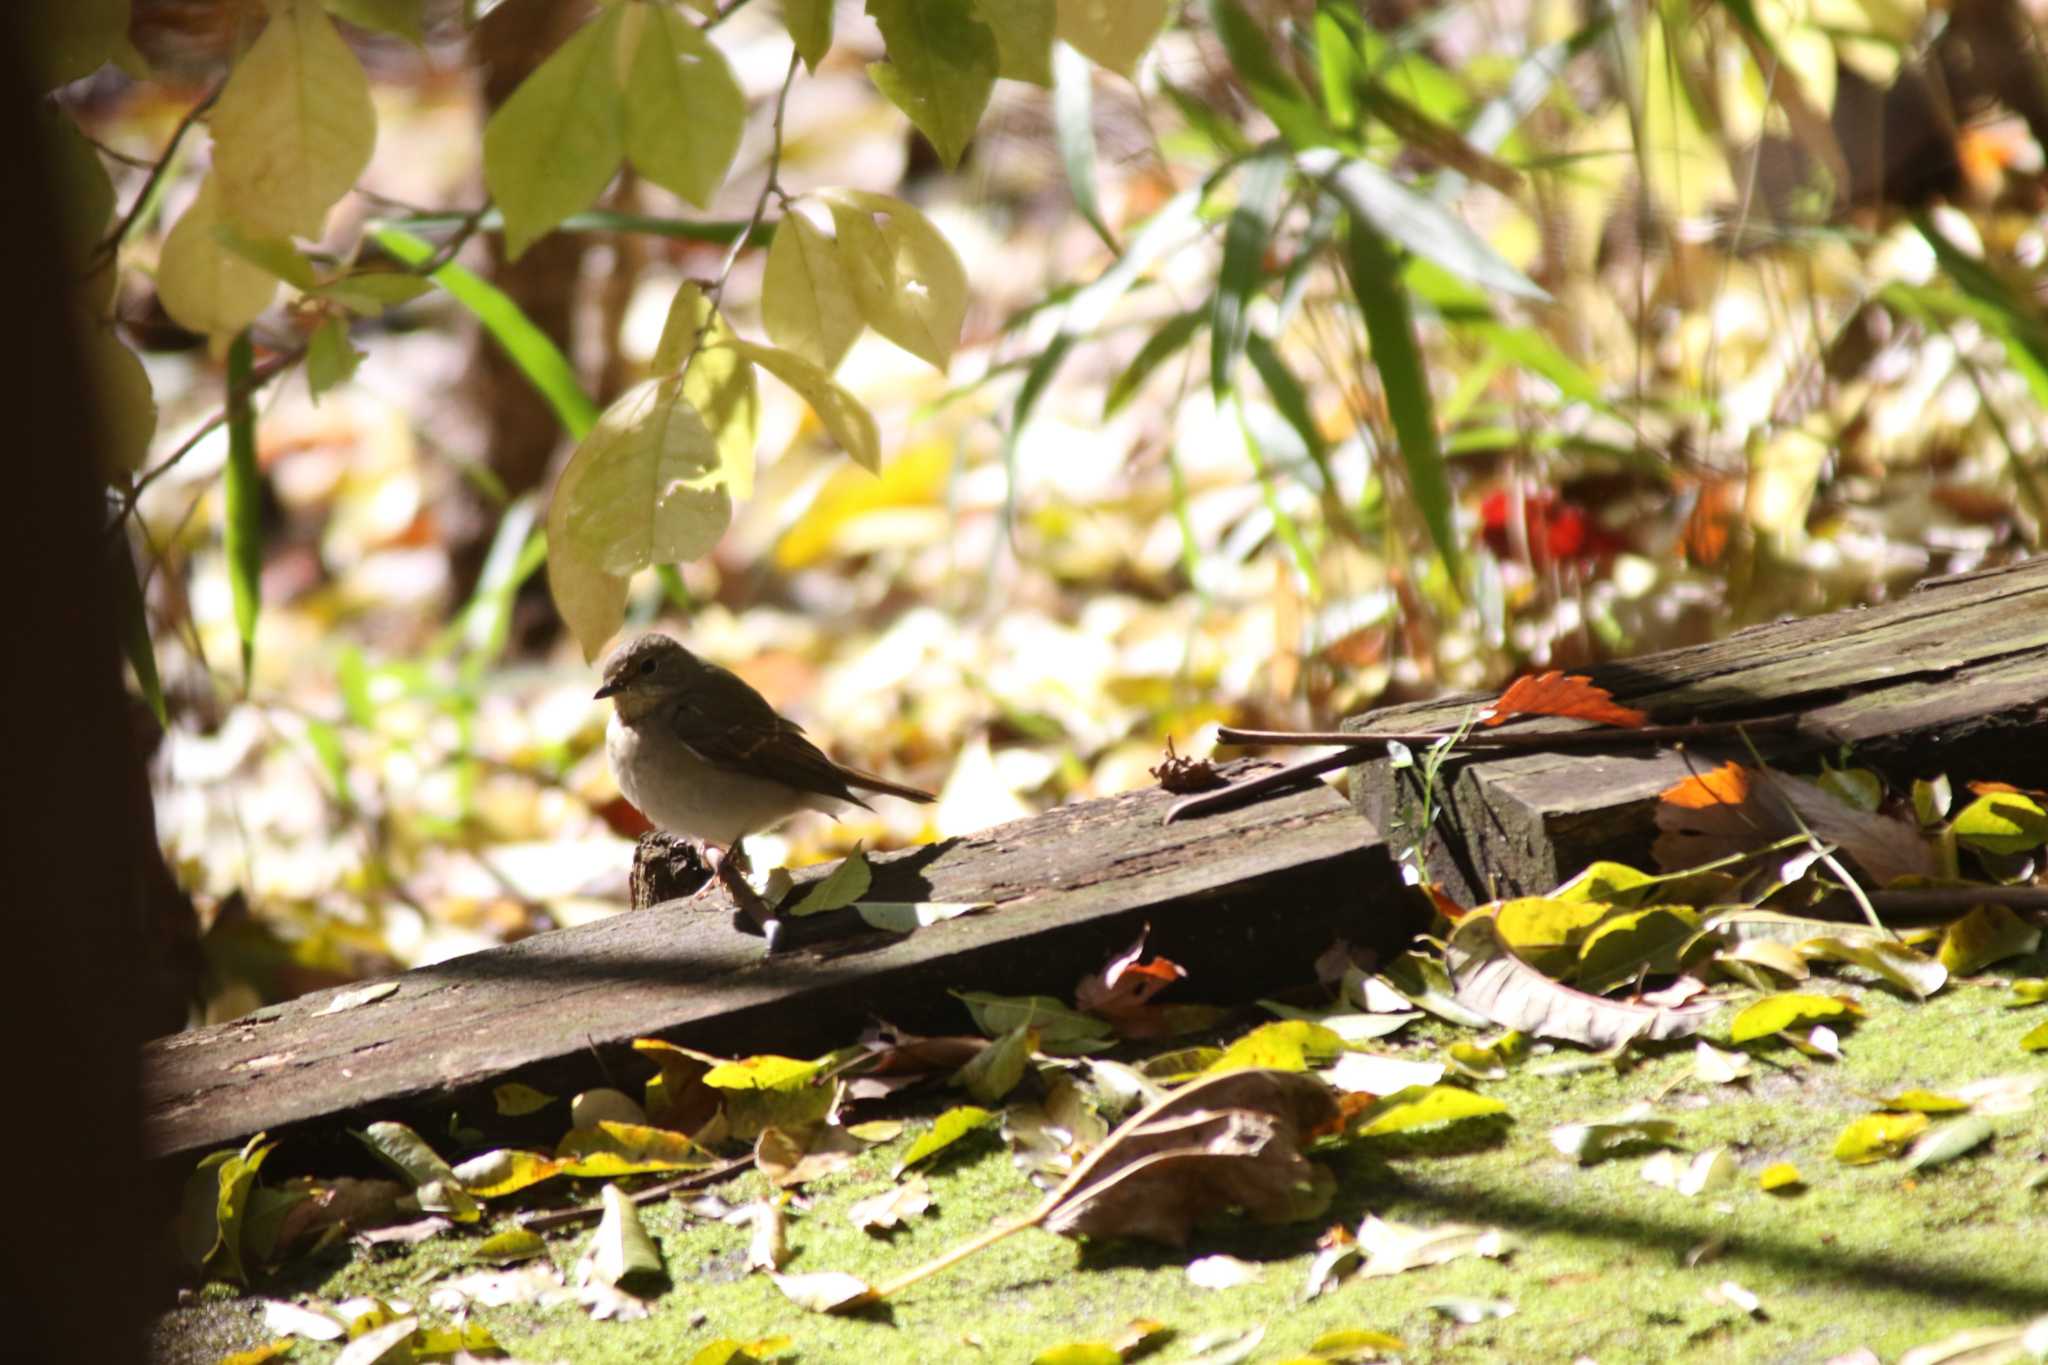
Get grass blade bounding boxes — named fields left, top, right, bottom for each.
left=1104, top=309, right=1206, bottom=418
left=371, top=224, right=599, bottom=439
left=111, top=537, right=166, bottom=727
left=1343, top=218, right=1463, bottom=593
left=1052, top=41, right=1117, bottom=253
left=1212, top=145, right=1292, bottom=403
left=223, top=331, right=262, bottom=684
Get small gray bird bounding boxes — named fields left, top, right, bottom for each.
left=596, top=633, right=936, bottom=869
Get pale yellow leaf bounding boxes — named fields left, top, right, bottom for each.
left=545, top=536, right=629, bottom=663
left=729, top=339, right=880, bottom=472
left=211, top=0, right=376, bottom=239
left=555, top=376, right=732, bottom=574
left=483, top=4, right=626, bottom=260
left=822, top=189, right=967, bottom=371
left=651, top=283, right=758, bottom=498
left=762, top=207, right=863, bottom=372
left=545, top=374, right=732, bottom=657
left=623, top=4, right=744, bottom=209
left=1054, top=0, right=1169, bottom=79
left=156, top=175, right=279, bottom=339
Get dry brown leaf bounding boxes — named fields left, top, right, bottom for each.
left=1482, top=670, right=1646, bottom=729
left=1653, top=762, right=1934, bottom=884
left=1033, top=1069, right=1338, bottom=1245
left=1446, top=916, right=1718, bottom=1048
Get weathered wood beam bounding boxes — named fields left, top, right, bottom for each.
left=143, top=770, right=1406, bottom=1163
left=1353, top=558, right=2048, bottom=905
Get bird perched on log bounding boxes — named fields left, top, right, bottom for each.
left=596, top=632, right=935, bottom=935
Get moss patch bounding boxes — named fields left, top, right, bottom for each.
left=152, top=983, right=2048, bottom=1363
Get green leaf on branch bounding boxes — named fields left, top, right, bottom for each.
left=782, top=0, right=835, bottom=70
left=624, top=3, right=744, bottom=209
left=306, top=316, right=364, bottom=402
left=482, top=3, right=626, bottom=260
left=867, top=0, right=998, bottom=170
left=546, top=376, right=733, bottom=657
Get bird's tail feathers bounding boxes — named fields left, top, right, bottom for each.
left=837, top=765, right=937, bottom=805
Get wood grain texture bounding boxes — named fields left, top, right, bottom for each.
left=1354, top=558, right=2048, bottom=906
left=143, top=769, right=1401, bottom=1162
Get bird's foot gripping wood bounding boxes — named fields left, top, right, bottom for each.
left=708, top=842, right=780, bottom=947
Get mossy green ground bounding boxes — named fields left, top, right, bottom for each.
left=154, top=982, right=2048, bottom=1365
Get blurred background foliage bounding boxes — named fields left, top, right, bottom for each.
left=54, top=0, right=2048, bottom=1026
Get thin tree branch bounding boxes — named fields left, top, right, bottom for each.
left=90, top=82, right=223, bottom=269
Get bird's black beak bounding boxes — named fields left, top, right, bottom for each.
left=593, top=681, right=619, bottom=700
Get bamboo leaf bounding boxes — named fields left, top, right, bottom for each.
left=223, top=332, right=262, bottom=683
left=1341, top=218, right=1463, bottom=591
left=1052, top=40, right=1117, bottom=252
left=372, top=225, right=599, bottom=438
left=1211, top=146, right=1291, bottom=403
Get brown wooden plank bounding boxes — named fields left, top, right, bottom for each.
left=1353, top=558, right=2048, bottom=905
left=143, top=769, right=1404, bottom=1163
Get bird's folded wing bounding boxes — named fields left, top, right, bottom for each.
left=668, top=665, right=869, bottom=806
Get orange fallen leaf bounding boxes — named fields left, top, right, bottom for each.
left=1481, top=671, right=1646, bottom=729
left=1661, top=761, right=1753, bottom=809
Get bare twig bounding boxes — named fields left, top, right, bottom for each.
left=90, top=82, right=223, bottom=269
left=111, top=343, right=307, bottom=529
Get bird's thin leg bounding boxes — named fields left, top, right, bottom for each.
left=710, top=838, right=776, bottom=941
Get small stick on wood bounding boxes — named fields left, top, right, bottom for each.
left=516, top=1154, right=755, bottom=1233
left=1164, top=750, right=1359, bottom=824
left=1167, top=714, right=1805, bottom=825
left=1216, top=713, right=1804, bottom=751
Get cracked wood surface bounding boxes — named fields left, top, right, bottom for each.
left=143, top=770, right=1400, bottom=1162
left=1353, top=557, right=2048, bottom=906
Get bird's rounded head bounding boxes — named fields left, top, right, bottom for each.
left=594, top=632, right=698, bottom=702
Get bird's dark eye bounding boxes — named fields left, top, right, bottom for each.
left=638, top=658, right=657, bottom=675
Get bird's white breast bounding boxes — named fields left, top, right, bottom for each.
left=607, top=711, right=840, bottom=847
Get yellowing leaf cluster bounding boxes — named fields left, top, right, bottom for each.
left=158, top=0, right=376, bottom=341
